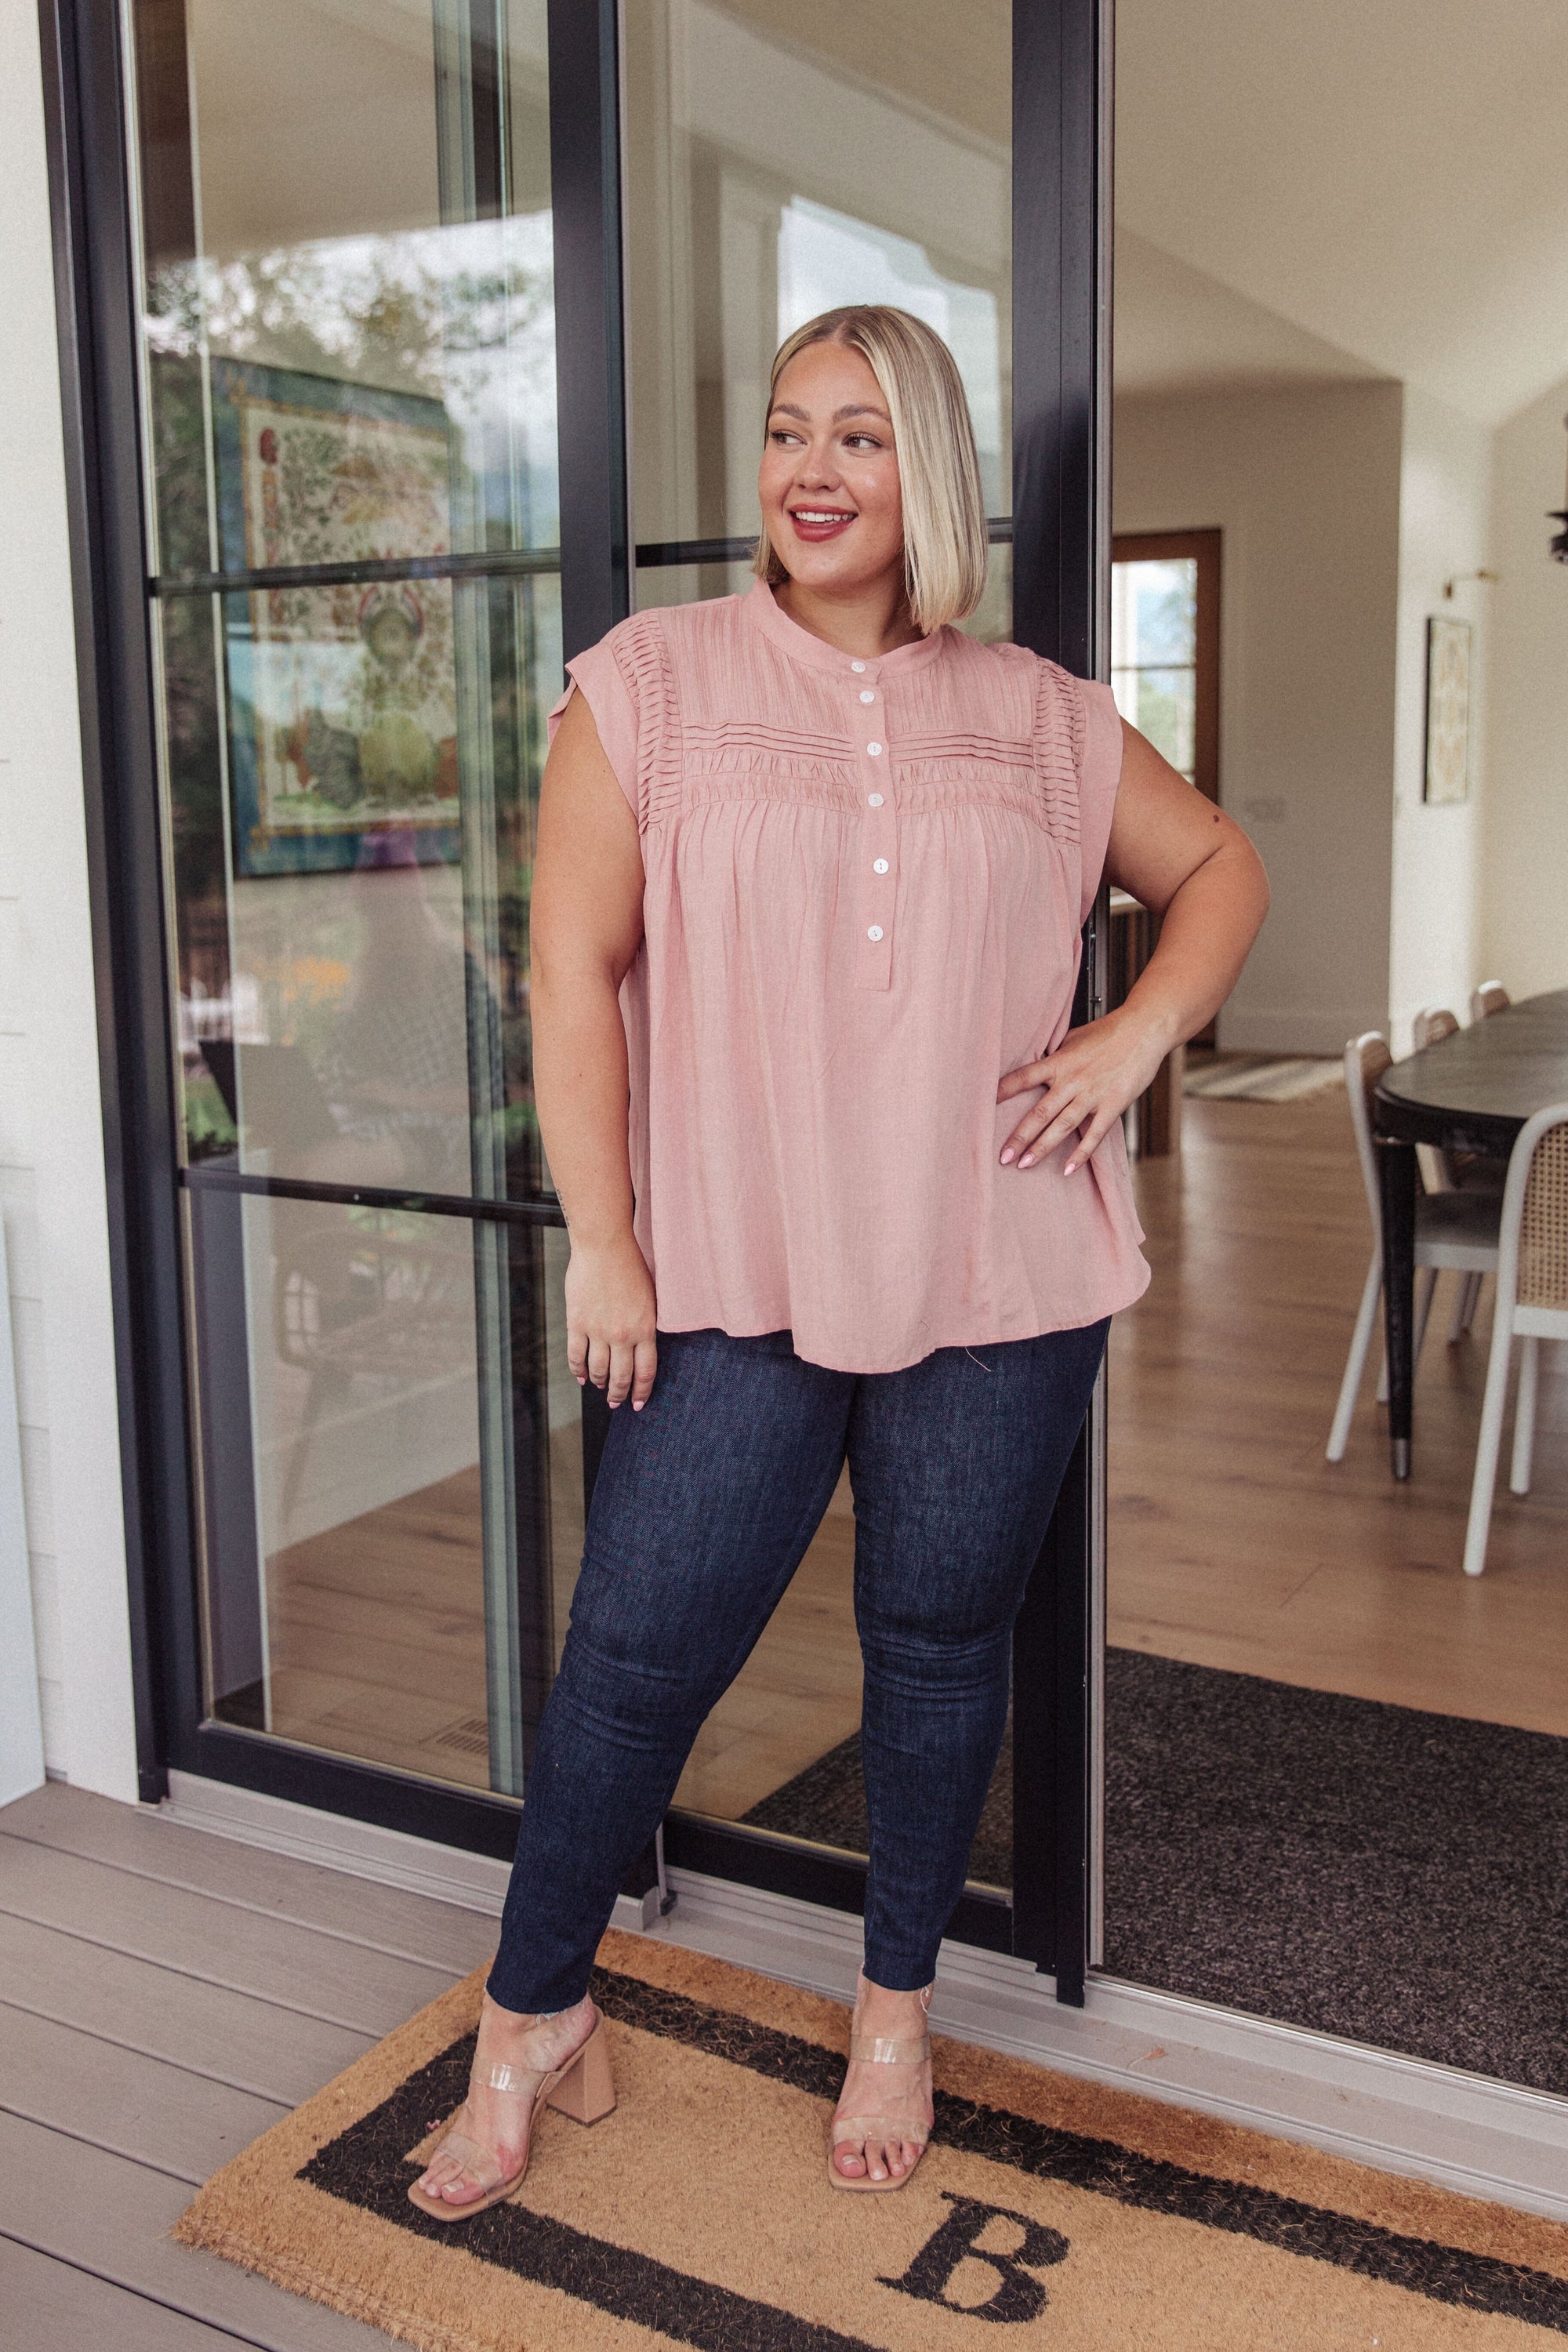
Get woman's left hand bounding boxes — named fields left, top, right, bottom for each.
left=996, top=1005, right=1177, bottom=1174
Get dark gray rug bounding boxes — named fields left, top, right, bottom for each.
left=741, top=1648, right=1568, bottom=2095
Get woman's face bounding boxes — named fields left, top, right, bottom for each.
left=757, top=340, right=905, bottom=601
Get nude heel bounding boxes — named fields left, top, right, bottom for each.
left=543, top=2014, right=616, bottom=2123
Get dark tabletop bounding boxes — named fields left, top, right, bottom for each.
left=1376, top=987, right=1568, bottom=1150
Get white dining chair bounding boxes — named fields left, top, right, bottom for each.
left=1327, top=1033, right=1503, bottom=1463
left=1410, top=1004, right=1494, bottom=1341
left=1470, top=980, right=1512, bottom=1025
left=1462, top=1102, right=1568, bottom=1575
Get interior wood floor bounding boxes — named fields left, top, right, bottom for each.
left=238, top=1090, right=1567, bottom=1831
left=0, top=1779, right=478, bottom=2347
left=250, top=1441, right=863, bottom=1821
left=1110, top=1093, right=1568, bottom=1737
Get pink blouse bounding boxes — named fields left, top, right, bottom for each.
left=552, top=579, right=1149, bottom=1374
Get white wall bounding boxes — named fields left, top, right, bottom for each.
left=1482, top=375, right=1568, bottom=1004
left=1112, top=380, right=1403, bottom=1054
left=0, top=13, right=138, bottom=1800
left=1387, top=389, right=1492, bottom=1051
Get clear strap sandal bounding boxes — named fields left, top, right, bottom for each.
left=408, top=2007, right=616, bottom=2222
left=828, top=1984, right=933, bottom=2193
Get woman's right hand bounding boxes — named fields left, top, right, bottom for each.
left=564, top=1231, right=659, bottom=1410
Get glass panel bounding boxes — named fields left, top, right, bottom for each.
left=191, top=1192, right=581, bottom=1790
left=624, top=0, right=1011, bottom=605
left=132, top=0, right=572, bottom=1801
left=625, top=0, right=1014, bottom=1893
left=1111, top=557, right=1198, bottom=780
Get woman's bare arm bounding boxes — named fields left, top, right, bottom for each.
left=530, top=687, right=657, bottom=1406
left=996, top=724, right=1269, bottom=1171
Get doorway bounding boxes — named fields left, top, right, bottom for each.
left=1102, top=0, right=1568, bottom=2093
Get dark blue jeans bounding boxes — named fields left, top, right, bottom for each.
left=488, top=1320, right=1108, bottom=2013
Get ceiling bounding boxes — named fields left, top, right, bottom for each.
left=1115, top=0, right=1568, bottom=423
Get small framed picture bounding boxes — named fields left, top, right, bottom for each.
left=1424, top=616, right=1472, bottom=805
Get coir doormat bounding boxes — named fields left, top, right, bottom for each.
left=174, top=1929, right=1568, bottom=2351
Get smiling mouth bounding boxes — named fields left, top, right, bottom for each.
left=789, top=507, right=857, bottom=539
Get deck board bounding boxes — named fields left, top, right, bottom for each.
left=0, top=1836, right=455, bottom=2031
left=0, top=2238, right=249, bottom=2350
left=0, top=1784, right=459, bottom=2347
left=1, top=1780, right=499, bottom=1970
left=0, top=1912, right=372, bottom=2103
left=0, top=2114, right=397, bottom=2349
left=0, top=2003, right=289, bottom=2182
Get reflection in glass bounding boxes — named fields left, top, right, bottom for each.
left=193, top=1192, right=579, bottom=1791
left=625, top=0, right=1011, bottom=599
left=1111, top=557, right=1200, bottom=780
left=132, top=0, right=576, bottom=1804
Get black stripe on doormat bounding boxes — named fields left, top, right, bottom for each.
left=299, top=1965, right=1568, bottom=2338
left=301, top=2021, right=879, bottom=2352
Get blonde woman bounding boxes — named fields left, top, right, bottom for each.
left=412, top=306, right=1267, bottom=2216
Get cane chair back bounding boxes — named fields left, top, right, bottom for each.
left=1464, top=1105, right=1568, bottom=1573
left=1470, top=981, right=1511, bottom=1024
left=1412, top=1006, right=1460, bottom=1050
left=1518, top=1120, right=1568, bottom=1312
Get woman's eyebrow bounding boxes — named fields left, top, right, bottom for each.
left=765, top=401, right=893, bottom=425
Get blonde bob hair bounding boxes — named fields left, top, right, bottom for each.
left=753, top=305, right=988, bottom=633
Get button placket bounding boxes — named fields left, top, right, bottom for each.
left=851, top=666, right=895, bottom=991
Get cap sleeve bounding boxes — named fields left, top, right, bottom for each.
left=1076, top=679, right=1124, bottom=923
left=546, top=638, right=639, bottom=816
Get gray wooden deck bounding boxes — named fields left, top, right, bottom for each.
left=0, top=1778, right=499, bottom=2347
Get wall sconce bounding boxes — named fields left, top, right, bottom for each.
left=1551, top=412, right=1568, bottom=563
left=1442, top=571, right=1499, bottom=600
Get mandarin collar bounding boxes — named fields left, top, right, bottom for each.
left=742, top=578, right=948, bottom=677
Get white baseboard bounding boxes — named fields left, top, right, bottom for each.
left=164, top=1771, right=1568, bottom=2225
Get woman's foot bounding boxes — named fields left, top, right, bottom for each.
left=830, top=1973, right=934, bottom=2186
left=416, top=1989, right=597, bottom=2209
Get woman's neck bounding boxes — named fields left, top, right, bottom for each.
left=771, top=572, right=924, bottom=658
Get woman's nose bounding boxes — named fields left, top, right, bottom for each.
left=797, top=445, right=842, bottom=488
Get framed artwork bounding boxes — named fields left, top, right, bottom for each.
left=1423, top=615, right=1472, bottom=806
left=212, top=360, right=464, bottom=876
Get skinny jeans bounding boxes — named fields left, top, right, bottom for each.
left=488, top=1319, right=1108, bottom=2013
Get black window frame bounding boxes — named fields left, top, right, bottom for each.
left=37, top=0, right=1109, bottom=1999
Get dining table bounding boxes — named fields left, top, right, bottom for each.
left=1374, top=985, right=1568, bottom=1478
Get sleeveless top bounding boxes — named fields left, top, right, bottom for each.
left=551, top=578, right=1149, bottom=1374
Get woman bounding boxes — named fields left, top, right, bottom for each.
left=412, top=305, right=1267, bottom=2216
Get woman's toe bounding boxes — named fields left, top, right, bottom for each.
left=863, top=2136, right=889, bottom=2182
left=835, top=2142, right=866, bottom=2178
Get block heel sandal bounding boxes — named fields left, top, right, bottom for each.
left=408, top=2009, right=616, bottom=2221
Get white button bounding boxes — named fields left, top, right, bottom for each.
left=867, top=925, right=884, bottom=942
left=867, top=792, right=884, bottom=807
left=873, top=858, right=889, bottom=873
left=851, top=659, right=867, bottom=672
left=858, top=689, right=876, bottom=704
left=866, top=741, right=883, bottom=756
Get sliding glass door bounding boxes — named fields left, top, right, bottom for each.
left=70, top=0, right=1106, bottom=1990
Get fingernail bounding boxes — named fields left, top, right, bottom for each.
left=1000, top=1148, right=1015, bottom=1165
left=1018, top=1152, right=1034, bottom=1169
left=575, top=1374, right=586, bottom=1386
left=633, top=1400, right=644, bottom=1411
left=1063, top=1159, right=1076, bottom=1174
